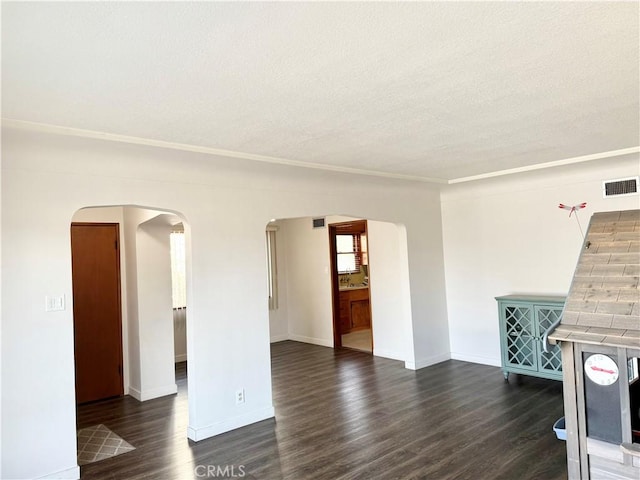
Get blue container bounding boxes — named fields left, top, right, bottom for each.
left=553, top=417, right=566, bottom=441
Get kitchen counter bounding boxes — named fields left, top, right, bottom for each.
left=339, top=285, right=368, bottom=291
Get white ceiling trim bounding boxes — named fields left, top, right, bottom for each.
left=449, top=147, right=640, bottom=184
left=1, top=118, right=448, bottom=184
left=3, top=118, right=638, bottom=185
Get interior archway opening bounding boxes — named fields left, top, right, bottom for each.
left=70, top=205, right=191, bottom=464
left=264, top=214, right=412, bottom=364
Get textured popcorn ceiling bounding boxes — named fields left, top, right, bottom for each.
left=2, top=2, right=638, bottom=182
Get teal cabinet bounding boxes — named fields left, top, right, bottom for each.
left=496, top=295, right=565, bottom=381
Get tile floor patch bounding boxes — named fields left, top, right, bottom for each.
left=77, top=424, right=135, bottom=466
left=342, top=329, right=372, bottom=352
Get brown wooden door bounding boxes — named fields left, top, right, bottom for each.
left=71, top=223, right=123, bottom=404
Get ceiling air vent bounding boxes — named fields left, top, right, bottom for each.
left=603, top=177, right=638, bottom=198
left=312, top=217, right=326, bottom=229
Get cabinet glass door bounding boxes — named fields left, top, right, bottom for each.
left=503, top=304, right=537, bottom=371
left=535, top=306, right=563, bottom=375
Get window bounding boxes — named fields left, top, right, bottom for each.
left=336, top=234, right=362, bottom=273
left=266, top=229, right=278, bottom=310
left=170, top=228, right=186, bottom=309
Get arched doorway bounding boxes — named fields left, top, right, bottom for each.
left=265, top=214, right=412, bottom=363
left=71, top=205, right=190, bottom=403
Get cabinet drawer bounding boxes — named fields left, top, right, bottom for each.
left=349, top=288, right=369, bottom=301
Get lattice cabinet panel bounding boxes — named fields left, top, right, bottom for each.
left=497, top=295, right=565, bottom=381
left=504, top=305, right=536, bottom=370
left=536, top=306, right=563, bottom=375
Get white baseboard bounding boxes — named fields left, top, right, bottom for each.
left=175, top=353, right=187, bottom=363
left=187, top=406, right=275, bottom=442
left=450, top=352, right=501, bottom=367
left=129, top=383, right=178, bottom=402
left=269, top=334, right=289, bottom=343
left=373, top=348, right=404, bottom=362
left=288, top=334, right=333, bottom=348
left=405, top=352, right=451, bottom=370
left=37, top=465, right=80, bottom=479
left=129, top=386, right=142, bottom=401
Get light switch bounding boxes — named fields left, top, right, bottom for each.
left=45, top=295, right=65, bottom=312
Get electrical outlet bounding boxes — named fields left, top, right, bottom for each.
left=235, top=389, right=245, bottom=404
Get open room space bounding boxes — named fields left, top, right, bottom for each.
left=78, top=342, right=566, bottom=480
left=1, top=2, right=638, bottom=479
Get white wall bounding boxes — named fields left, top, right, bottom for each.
left=267, top=222, right=289, bottom=343
left=1, top=126, right=449, bottom=479
left=441, top=155, right=640, bottom=366
left=121, top=206, right=180, bottom=400
left=2, top=164, right=79, bottom=480
left=368, top=221, right=413, bottom=361
left=123, top=207, right=143, bottom=396
left=279, top=216, right=336, bottom=347
left=134, top=214, right=179, bottom=400
left=403, top=198, right=450, bottom=369
left=174, top=308, right=188, bottom=362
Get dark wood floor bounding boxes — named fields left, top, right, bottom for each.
left=78, top=341, right=567, bottom=479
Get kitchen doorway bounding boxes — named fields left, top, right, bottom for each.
left=267, top=215, right=410, bottom=363
left=329, top=220, right=373, bottom=353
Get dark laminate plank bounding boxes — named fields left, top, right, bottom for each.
left=78, top=341, right=567, bottom=479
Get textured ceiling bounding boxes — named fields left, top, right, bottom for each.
left=2, top=2, right=639, bottom=182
